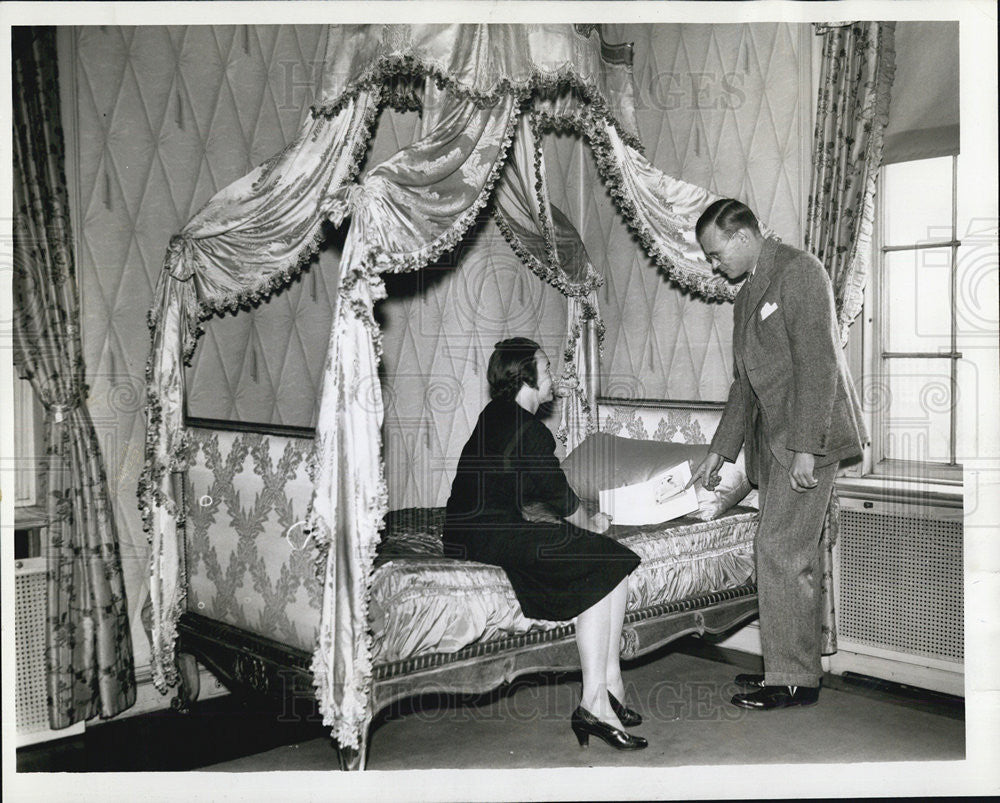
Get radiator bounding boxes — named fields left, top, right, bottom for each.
left=830, top=495, right=964, bottom=696
left=14, top=530, right=85, bottom=746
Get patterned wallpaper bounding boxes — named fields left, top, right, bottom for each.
left=60, top=24, right=814, bottom=667
left=582, top=23, right=815, bottom=401
left=60, top=26, right=333, bottom=668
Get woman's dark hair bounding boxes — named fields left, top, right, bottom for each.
left=487, top=337, right=542, bottom=400
left=695, top=198, right=761, bottom=240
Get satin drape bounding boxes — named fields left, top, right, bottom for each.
left=142, top=24, right=764, bottom=759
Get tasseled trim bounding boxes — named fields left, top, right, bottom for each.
left=310, top=55, right=644, bottom=153
left=532, top=107, right=739, bottom=303
left=492, top=111, right=604, bottom=299
left=359, top=99, right=523, bottom=277
left=145, top=91, right=382, bottom=359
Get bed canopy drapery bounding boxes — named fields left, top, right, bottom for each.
left=139, top=23, right=739, bottom=754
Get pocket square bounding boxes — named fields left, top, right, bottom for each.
left=760, top=301, right=778, bottom=320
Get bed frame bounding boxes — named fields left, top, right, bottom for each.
left=172, top=400, right=759, bottom=770
left=175, top=587, right=757, bottom=769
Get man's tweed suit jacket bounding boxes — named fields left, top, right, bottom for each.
left=710, top=237, right=867, bottom=485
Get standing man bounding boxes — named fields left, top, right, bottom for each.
left=691, top=198, right=866, bottom=709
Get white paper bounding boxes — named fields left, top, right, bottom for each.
left=598, top=461, right=699, bottom=526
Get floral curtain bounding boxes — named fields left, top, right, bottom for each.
left=12, top=26, right=136, bottom=728
left=806, top=21, right=895, bottom=654
left=806, top=21, right=896, bottom=346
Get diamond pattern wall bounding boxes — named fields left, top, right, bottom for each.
left=581, top=24, right=814, bottom=401
left=61, top=24, right=814, bottom=668
left=380, top=216, right=569, bottom=509
left=61, top=25, right=332, bottom=668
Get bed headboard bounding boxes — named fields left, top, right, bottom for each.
left=596, top=397, right=724, bottom=445
left=182, top=418, right=322, bottom=653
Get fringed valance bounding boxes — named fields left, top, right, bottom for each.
left=313, top=24, right=643, bottom=150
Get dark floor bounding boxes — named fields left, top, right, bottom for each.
left=16, top=636, right=964, bottom=773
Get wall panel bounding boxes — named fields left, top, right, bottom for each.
left=62, top=25, right=335, bottom=668
left=592, top=23, right=815, bottom=401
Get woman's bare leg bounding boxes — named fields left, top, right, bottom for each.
left=576, top=590, right=624, bottom=728
left=604, top=579, right=629, bottom=702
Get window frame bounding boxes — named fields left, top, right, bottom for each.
left=13, top=375, right=44, bottom=507
left=863, top=154, right=963, bottom=483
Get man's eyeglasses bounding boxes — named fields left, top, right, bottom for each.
left=704, top=230, right=740, bottom=266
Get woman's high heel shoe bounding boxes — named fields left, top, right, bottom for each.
left=608, top=691, right=642, bottom=727
left=571, top=706, right=648, bottom=750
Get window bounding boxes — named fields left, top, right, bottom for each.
left=867, top=155, right=961, bottom=479
left=13, top=375, right=43, bottom=507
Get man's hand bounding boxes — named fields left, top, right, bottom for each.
left=789, top=451, right=817, bottom=492
left=687, top=451, right=724, bottom=490
left=588, top=511, right=612, bottom=534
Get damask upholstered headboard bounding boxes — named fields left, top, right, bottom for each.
left=597, top=397, right=725, bottom=445
left=183, top=419, right=322, bottom=654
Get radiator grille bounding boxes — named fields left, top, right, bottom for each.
left=15, top=564, right=51, bottom=732
left=838, top=509, right=963, bottom=662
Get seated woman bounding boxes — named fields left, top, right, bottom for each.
left=443, top=337, right=647, bottom=751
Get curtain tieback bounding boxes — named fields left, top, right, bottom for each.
left=322, top=180, right=382, bottom=227
left=164, top=235, right=195, bottom=281
left=47, top=398, right=82, bottom=423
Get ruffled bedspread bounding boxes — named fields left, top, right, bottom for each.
left=370, top=507, right=756, bottom=665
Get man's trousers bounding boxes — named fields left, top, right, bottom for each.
left=755, top=442, right=838, bottom=687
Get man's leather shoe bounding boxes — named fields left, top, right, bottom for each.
left=734, top=672, right=765, bottom=688
left=731, top=685, right=819, bottom=710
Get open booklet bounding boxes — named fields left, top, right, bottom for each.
left=598, top=460, right=699, bottom=526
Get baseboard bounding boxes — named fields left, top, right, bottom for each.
left=16, top=663, right=227, bottom=745
left=712, top=624, right=964, bottom=697
left=715, top=620, right=762, bottom=656
left=101, top=662, right=230, bottom=723
left=828, top=647, right=965, bottom=697
left=16, top=719, right=85, bottom=748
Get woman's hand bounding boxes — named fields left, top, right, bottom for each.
left=688, top=451, right=724, bottom=491
left=565, top=504, right=612, bottom=533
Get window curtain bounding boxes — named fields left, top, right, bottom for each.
left=805, top=21, right=896, bottom=345
left=12, top=26, right=136, bottom=728
left=804, top=22, right=895, bottom=655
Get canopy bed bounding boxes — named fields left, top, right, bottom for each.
left=140, top=24, right=771, bottom=770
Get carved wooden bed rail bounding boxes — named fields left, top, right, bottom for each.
left=175, top=584, right=757, bottom=770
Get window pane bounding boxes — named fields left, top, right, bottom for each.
left=882, top=357, right=953, bottom=463
left=883, top=248, right=952, bottom=353
left=883, top=156, right=954, bottom=247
